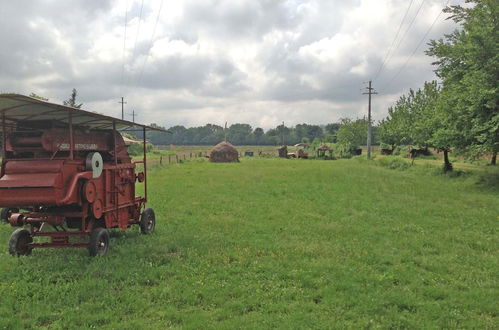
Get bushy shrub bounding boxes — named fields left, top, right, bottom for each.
left=127, top=143, right=153, bottom=156
left=311, top=138, right=322, bottom=149
left=392, top=145, right=411, bottom=157
left=333, top=142, right=355, bottom=159
left=418, top=154, right=438, bottom=160
left=475, top=169, right=499, bottom=189
left=377, top=156, right=412, bottom=170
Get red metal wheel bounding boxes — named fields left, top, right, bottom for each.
left=8, top=229, right=33, bottom=256
left=92, top=199, right=103, bottom=219
left=83, top=181, right=97, bottom=203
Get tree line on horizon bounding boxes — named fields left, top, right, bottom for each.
left=141, top=121, right=379, bottom=148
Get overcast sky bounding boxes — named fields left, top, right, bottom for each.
left=0, top=0, right=460, bottom=129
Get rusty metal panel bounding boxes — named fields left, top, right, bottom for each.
left=0, top=173, right=62, bottom=188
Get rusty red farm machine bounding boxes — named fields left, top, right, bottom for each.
left=0, top=94, right=164, bottom=256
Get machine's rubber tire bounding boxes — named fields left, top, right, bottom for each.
left=88, top=228, right=110, bottom=257
left=1, top=208, right=18, bottom=223
left=8, top=229, right=33, bottom=256
left=0, top=208, right=8, bottom=223
left=140, top=208, right=155, bottom=235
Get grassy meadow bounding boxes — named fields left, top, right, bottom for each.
left=0, top=157, right=498, bottom=329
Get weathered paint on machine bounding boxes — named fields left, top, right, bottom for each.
left=0, top=94, right=162, bottom=256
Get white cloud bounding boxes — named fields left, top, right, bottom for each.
left=0, top=0, right=459, bottom=129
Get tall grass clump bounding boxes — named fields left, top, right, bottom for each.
left=475, top=167, right=499, bottom=190
left=376, top=156, right=412, bottom=170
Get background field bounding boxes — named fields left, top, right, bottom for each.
left=0, top=157, right=497, bottom=329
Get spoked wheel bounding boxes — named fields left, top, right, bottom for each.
left=89, top=228, right=110, bottom=257
left=9, top=229, right=33, bottom=256
left=140, top=208, right=156, bottom=235
left=1, top=207, right=18, bottom=223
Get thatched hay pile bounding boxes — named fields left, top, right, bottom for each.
left=209, top=141, right=239, bottom=162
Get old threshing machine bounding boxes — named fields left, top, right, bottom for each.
left=0, top=94, right=161, bottom=256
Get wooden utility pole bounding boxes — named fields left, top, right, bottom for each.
left=224, top=122, right=227, bottom=142
left=362, top=81, right=377, bottom=159
left=119, top=97, right=127, bottom=120
left=281, top=121, right=285, bottom=145
left=128, top=109, right=137, bottom=123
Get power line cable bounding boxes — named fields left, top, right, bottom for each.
left=383, top=0, right=451, bottom=90
left=126, top=0, right=145, bottom=87
left=374, top=0, right=415, bottom=80
left=136, top=0, right=164, bottom=88
left=380, top=0, right=426, bottom=78
left=120, top=1, right=129, bottom=97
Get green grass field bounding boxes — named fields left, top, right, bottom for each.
left=0, top=158, right=497, bottom=329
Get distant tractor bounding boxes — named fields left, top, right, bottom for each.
left=0, top=94, right=165, bottom=256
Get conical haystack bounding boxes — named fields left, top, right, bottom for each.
left=209, top=141, right=239, bottom=162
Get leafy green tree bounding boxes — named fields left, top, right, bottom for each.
left=265, top=128, right=280, bottom=145
left=199, top=124, right=224, bottom=144
left=336, top=118, right=368, bottom=153
left=294, top=124, right=324, bottom=143
left=410, top=81, right=441, bottom=149
left=426, top=0, right=498, bottom=164
left=379, top=81, right=453, bottom=169
left=378, top=99, right=412, bottom=150
left=275, top=124, right=290, bottom=145
left=379, top=82, right=440, bottom=146
left=168, top=125, right=187, bottom=145
left=253, top=127, right=264, bottom=145
left=63, top=88, right=83, bottom=108
left=324, top=123, right=340, bottom=142
left=427, top=95, right=459, bottom=171
left=228, top=123, right=252, bottom=145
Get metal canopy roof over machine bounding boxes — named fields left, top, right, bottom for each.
left=0, top=93, right=163, bottom=131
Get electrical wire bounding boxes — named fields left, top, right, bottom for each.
left=383, top=0, right=451, bottom=90
left=136, top=0, right=164, bottom=88
left=120, top=1, right=129, bottom=96
left=379, top=0, right=426, bottom=79
left=126, top=0, right=145, bottom=87
left=374, top=0, right=415, bottom=80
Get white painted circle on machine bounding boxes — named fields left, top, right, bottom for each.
left=86, top=152, right=103, bottom=178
